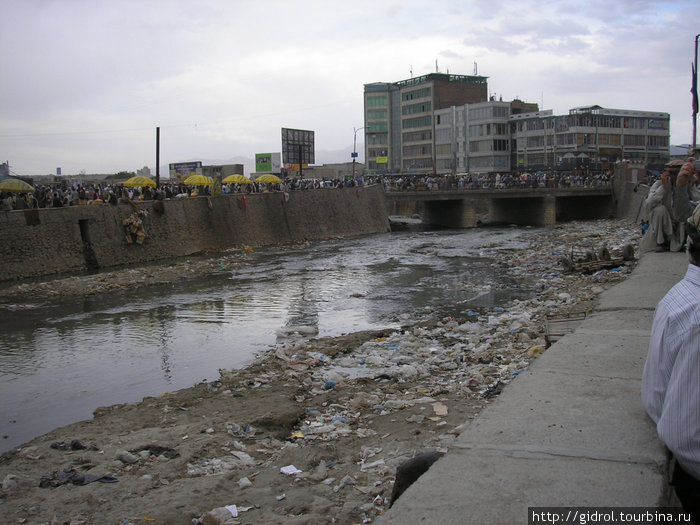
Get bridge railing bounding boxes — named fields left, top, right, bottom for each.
left=377, top=173, right=611, bottom=192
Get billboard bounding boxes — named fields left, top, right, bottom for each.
left=255, top=153, right=282, bottom=173
left=169, top=161, right=202, bottom=181
left=282, top=128, right=315, bottom=165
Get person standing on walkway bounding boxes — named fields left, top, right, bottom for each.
left=642, top=202, right=700, bottom=522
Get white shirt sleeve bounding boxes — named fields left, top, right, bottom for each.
left=641, top=265, right=700, bottom=480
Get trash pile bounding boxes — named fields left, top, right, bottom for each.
left=122, top=208, right=149, bottom=245
left=0, top=219, right=644, bottom=525
left=187, top=222, right=643, bottom=524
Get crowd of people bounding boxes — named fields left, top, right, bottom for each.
left=380, top=171, right=612, bottom=191
left=640, top=158, right=700, bottom=253
left=0, top=170, right=615, bottom=211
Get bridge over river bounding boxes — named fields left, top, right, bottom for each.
left=384, top=186, right=614, bottom=227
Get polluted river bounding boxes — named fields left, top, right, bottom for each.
left=0, top=219, right=641, bottom=524
left=0, top=225, right=541, bottom=454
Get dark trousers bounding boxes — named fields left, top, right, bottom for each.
left=672, top=460, right=700, bottom=524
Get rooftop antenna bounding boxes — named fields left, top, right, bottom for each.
left=436, top=59, right=439, bottom=73
left=410, top=65, right=413, bottom=77
left=474, top=62, right=478, bottom=75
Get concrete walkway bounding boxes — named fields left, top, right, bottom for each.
left=380, top=251, right=689, bottom=525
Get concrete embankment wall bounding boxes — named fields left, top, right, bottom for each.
left=0, top=185, right=390, bottom=283
left=614, top=177, right=650, bottom=223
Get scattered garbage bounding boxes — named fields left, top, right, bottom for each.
left=195, top=504, right=240, bottom=525
left=280, top=465, right=302, bottom=476
left=0, top=219, right=642, bottom=525
left=39, top=469, right=118, bottom=488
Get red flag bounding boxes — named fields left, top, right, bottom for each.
left=693, top=62, right=699, bottom=116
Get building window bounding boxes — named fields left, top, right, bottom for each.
left=647, top=135, right=669, bottom=148
left=402, top=116, right=432, bottom=129
left=367, top=132, right=388, bottom=145
left=435, top=128, right=451, bottom=142
left=367, top=122, right=388, bottom=132
left=402, top=102, right=432, bottom=115
left=401, top=87, right=431, bottom=101
left=624, top=135, right=646, bottom=146
left=403, top=158, right=433, bottom=170
left=557, top=133, right=575, bottom=146
left=403, top=130, right=432, bottom=142
left=403, top=144, right=433, bottom=156
left=366, top=95, right=388, bottom=107
left=367, top=109, right=387, bottom=119
left=493, top=123, right=508, bottom=135
left=436, top=158, right=453, bottom=170
left=369, top=147, right=388, bottom=157
left=494, top=156, right=509, bottom=168
left=436, top=143, right=451, bottom=155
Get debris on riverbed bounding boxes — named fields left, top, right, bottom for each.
left=0, top=219, right=642, bottom=524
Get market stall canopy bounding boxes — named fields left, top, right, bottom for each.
left=0, top=177, right=34, bottom=193
left=184, top=175, right=214, bottom=186
left=222, top=174, right=252, bottom=184
left=255, top=174, right=283, bottom=184
left=123, top=176, right=156, bottom=188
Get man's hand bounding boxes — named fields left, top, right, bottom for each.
left=661, top=171, right=671, bottom=188
left=676, top=157, right=696, bottom=187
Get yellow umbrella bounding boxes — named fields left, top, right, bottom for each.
left=222, top=174, right=252, bottom=184
left=123, top=176, right=156, bottom=188
left=184, top=175, right=214, bottom=186
left=0, top=177, right=34, bottom=193
left=255, top=174, right=283, bottom=184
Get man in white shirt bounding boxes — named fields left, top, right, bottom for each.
left=642, top=193, right=700, bottom=520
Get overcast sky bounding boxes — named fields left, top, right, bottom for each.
left=1, top=0, right=699, bottom=176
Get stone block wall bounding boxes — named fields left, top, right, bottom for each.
left=0, top=185, right=390, bottom=282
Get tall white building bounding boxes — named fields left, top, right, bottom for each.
left=423, top=102, right=670, bottom=175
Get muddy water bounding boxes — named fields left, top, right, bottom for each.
left=0, top=226, right=539, bottom=453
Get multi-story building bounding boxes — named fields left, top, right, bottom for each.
left=433, top=98, right=538, bottom=174
left=511, top=105, right=670, bottom=172
left=364, top=73, right=670, bottom=175
left=363, top=73, right=488, bottom=174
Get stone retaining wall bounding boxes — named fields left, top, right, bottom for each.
left=0, top=185, right=390, bottom=282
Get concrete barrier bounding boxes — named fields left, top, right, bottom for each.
left=0, top=185, right=390, bottom=282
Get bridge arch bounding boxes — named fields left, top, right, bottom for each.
left=385, top=188, right=614, bottom=228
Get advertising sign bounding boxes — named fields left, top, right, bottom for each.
left=255, top=153, right=282, bottom=173
left=282, top=128, right=315, bottom=165
left=169, top=161, right=202, bottom=181
left=375, top=156, right=388, bottom=164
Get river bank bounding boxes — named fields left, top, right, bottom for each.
left=0, top=220, right=641, bottom=525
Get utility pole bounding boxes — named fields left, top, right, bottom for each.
left=352, top=126, right=365, bottom=179
left=156, top=127, right=160, bottom=186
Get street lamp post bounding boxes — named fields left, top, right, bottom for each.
left=352, top=126, right=365, bottom=180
